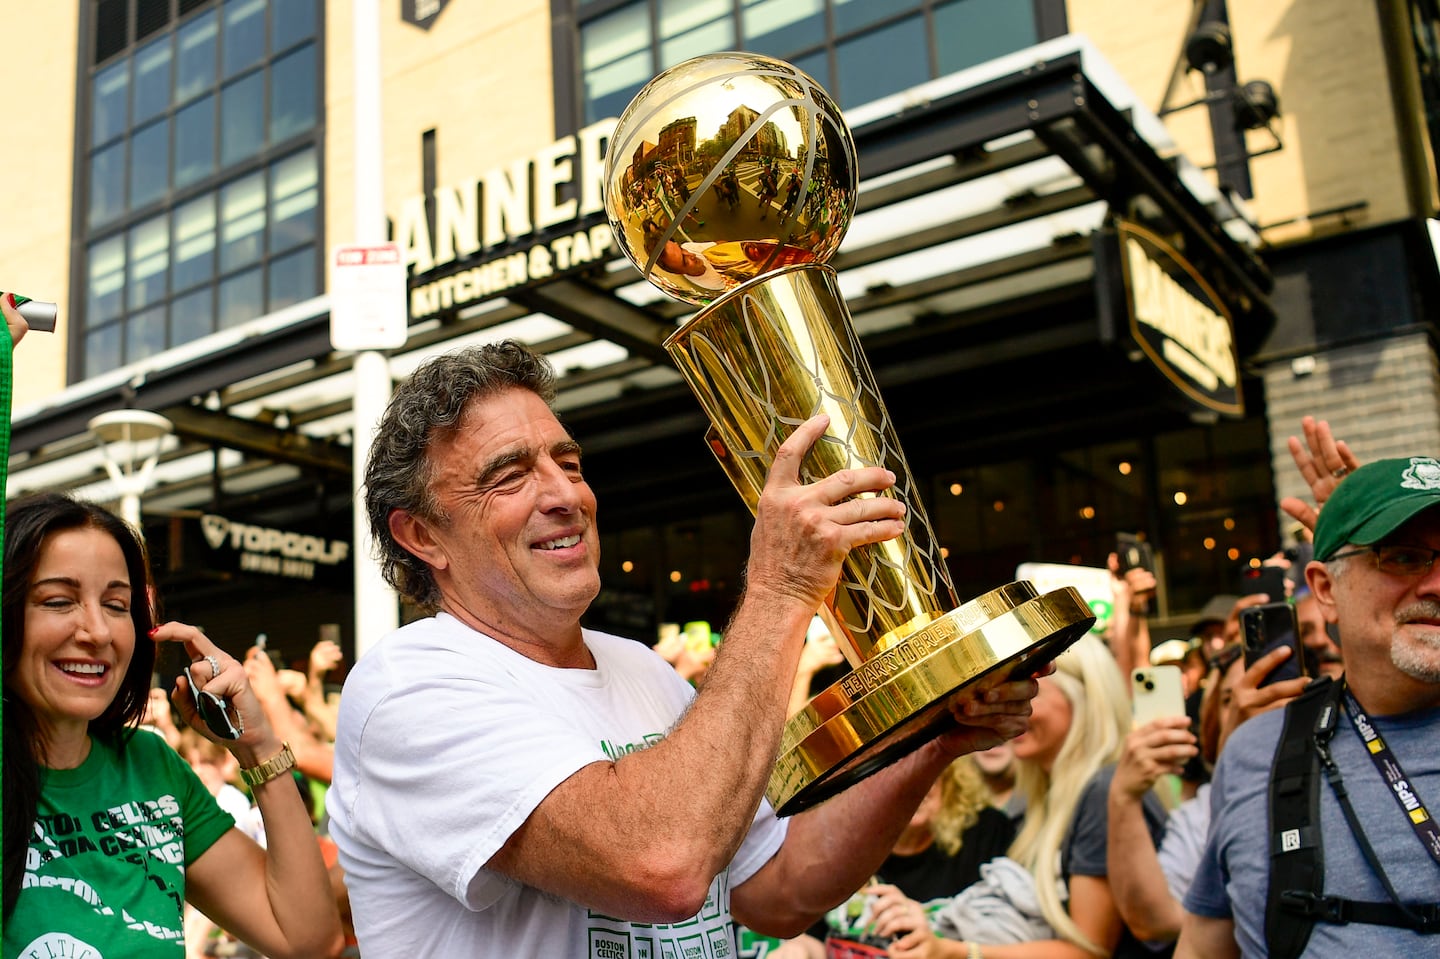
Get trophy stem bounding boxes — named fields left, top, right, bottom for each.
left=666, top=263, right=957, bottom=668
left=663, top=263, right=1094, bottom=814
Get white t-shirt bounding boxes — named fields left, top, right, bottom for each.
left=329, top=613, right=788, bottom=958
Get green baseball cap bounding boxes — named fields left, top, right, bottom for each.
left=1313, top=456, right=1440, bottom=560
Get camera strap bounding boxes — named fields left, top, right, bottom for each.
left=1267, top=678, right=1440, bottom=959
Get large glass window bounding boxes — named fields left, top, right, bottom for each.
left=220, top=171, right=265, bottom=271
left=834, top=0, right=913, bottom=34
left=133, top=35, right=173, bottom=123
left=272, top=0, right=317, bottom=51
left=174, top=94, right=216, bottom=187
left=128, top=215, right=170, bottom=310
left=173, top=194, right=217, bottom=290
left=220, top=72, right=264, bottom=166
left=579, top=0, right=1053, bottom=121
left=176, top=11, right=218, bottom=102
left=659, top=0, right=733, bottom=69
left=77, top=0, right=323, bottom=377
left=269, top=44, right=317, bottom=143
left=87, top=236, right=126, bottom=328
left=581, top=4, right=652, bottom=124
left=93, top=59, right=130, bottom=144
left=130, top=118, right=171, bottom=209
left=934, top=0, right=1037, bottom=76
left=219, top=267, right=263, bottom=328
left=268, top=148, right=317, bottom=251
left=222, top=0, right=266, bottom=78
left=741, top=0, right=824, bottom=60
left=835, top=15, right=928, bottom=106
left=90, top=141, right=127, bottom=227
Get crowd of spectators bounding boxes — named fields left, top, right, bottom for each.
left=147, top=415, right=1364, bottom=959
left=11, top=285, right=1426, bottom=959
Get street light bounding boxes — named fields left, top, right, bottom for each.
left=87, top=409, right=173, bottom=532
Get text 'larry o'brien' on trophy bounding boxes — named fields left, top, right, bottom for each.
left=603, top=52, right=1094, bottom=815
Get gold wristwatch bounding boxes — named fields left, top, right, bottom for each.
left=240, top=742, right=296, bottom=787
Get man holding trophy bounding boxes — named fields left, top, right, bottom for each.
left=329, top=53, right=1089, bottom=958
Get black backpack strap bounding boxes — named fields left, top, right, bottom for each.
left=1278, top=891, right=1440, bottom=934
left=1265, top=676, right=1340, bottom=959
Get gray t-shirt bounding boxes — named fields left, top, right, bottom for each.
left=1185, top=696, right=1440, bottom=956
left=1063, top=765, right=1171, bottom=959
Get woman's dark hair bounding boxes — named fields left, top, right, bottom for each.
left=3, top=491, right=157, bottom=918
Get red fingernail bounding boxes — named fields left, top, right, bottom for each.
left=148, top=627, right=160, bottom=637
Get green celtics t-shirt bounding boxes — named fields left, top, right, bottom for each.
left=5, top=729, right=234, bottom=959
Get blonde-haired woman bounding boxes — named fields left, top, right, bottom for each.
left=766, top=755, right=1015, bottom=959
left=871, top=634, right=1167, bottom=958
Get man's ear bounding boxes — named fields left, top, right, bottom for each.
left=388, top=508, right=449, bottom=572
left=1305, top=560, right=1339, bottom=624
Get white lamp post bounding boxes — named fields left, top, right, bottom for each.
left=87, top=409, right=173, bottom=532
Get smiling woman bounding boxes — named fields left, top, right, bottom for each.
left=2, top=491, right=342, bottom=959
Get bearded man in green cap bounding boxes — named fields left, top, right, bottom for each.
left=1177, top=456, right=1440, bottom=958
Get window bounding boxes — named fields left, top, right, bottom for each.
left=77, top=0, right=322, bottom=377
left=835, top=14, right=928, bottom=107
left=176, top=10, right=218, bottom=101
left=1408, top=0, right=1440, bottom=175
left=576, top=0, right=1058, bottom=122
left=658, top=0, right=733, bottom=69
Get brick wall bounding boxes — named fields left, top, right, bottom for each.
left=1262, top=331, right=1440, bottom=534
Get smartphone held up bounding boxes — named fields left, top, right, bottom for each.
left=1116, top=533, right=1155, bottom=574
left=1131, top=664, right=1187, bottom=726
left=1239, top=602, right=1310, bottom=686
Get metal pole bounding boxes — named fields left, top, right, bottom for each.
left=351, top=0, right=399, bottom=659
left=119, top=493, right=141, bottom=533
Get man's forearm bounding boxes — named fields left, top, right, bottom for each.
left=490, top=587, right=817, bottom=921
left=732, top=738, right=953, bottom=936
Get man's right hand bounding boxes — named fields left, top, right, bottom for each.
left=744, top=414, right=906, bottom=617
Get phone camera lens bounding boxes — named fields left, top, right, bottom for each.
left=1144, top=681, right=1155, bottom=691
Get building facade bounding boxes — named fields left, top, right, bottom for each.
left=6, top=0, right=1439, bottom=660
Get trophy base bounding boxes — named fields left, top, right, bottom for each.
left=767, top=583, right=1095, bottom=815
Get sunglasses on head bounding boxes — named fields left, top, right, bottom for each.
left=183, top=665, right=242, bottom=740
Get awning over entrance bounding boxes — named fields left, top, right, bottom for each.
left=8, top=36, right=1271, bottom=531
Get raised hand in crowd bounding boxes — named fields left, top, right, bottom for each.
left=653, top=625, right=717, bottom=684
left=304, top=638, right=345, bottom=740
left=244, top=643, right=334, bottom=784
left=1280, top=415, right=1360, bottom=533
left=788, top=616, right=846, bottom=716
left=144, top=684, right=183, bottom=750
left=1217, top=644, right=1310, bottom=753
left=1105, top=551, right=1156, bottom=684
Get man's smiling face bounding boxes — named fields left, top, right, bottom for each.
left=405, top=387, right=602, bottom=650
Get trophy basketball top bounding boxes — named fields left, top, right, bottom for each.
left=603, top=52, right=859, bottom=306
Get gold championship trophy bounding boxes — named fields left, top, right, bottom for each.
left=604, top=53, right=1094, bottom=815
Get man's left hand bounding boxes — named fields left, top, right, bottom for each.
left=934, top=664, right=1051, bottom=756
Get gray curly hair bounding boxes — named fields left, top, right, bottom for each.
left=363, top=340, right=557, bottom=608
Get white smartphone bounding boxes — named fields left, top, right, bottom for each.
left=1131, top=665, right=1186, bottom=727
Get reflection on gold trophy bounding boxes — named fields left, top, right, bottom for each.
left=604, top=53, right=1094, bottom=815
